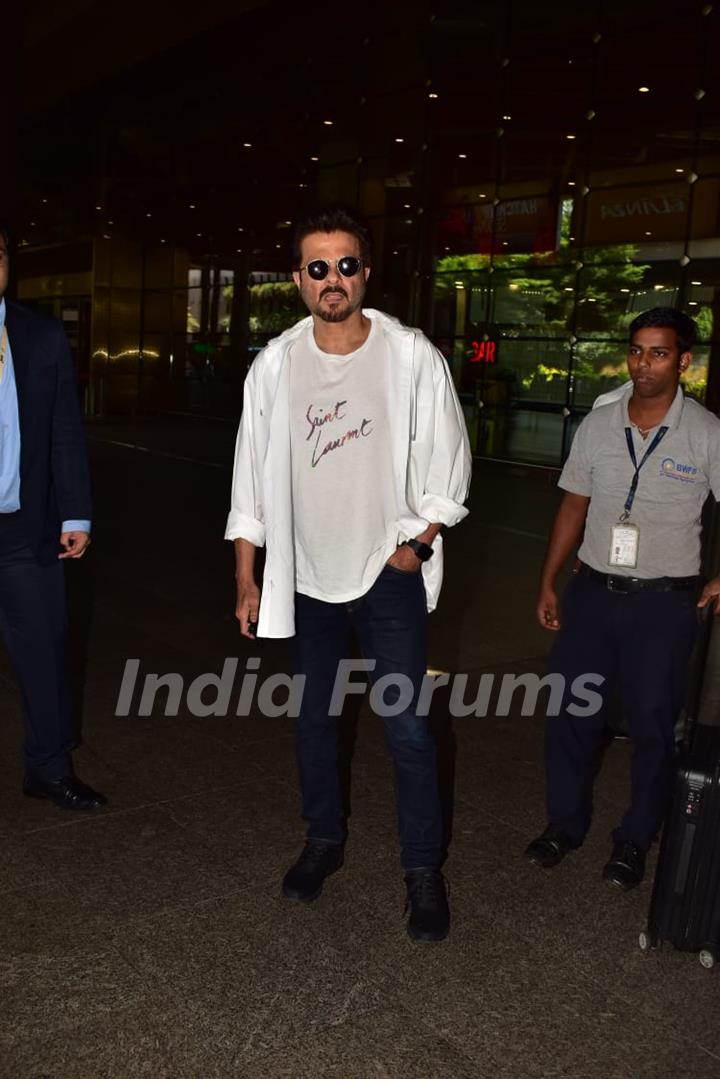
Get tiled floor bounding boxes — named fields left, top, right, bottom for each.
left=1, top=418, right=718, bottom=1079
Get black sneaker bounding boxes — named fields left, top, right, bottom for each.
left=602, top=840, right=646, bottom=891
left=282, top=840, right=344, bottom=903
left=404, top=869, right=450, bottom=942
left=524, top=825, right=580, bottom=868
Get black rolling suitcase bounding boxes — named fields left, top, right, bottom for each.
left=641, top=726, right=720, bottom=968
left=641, top=604, right=720, bottom=969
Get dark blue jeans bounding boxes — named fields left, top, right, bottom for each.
left=546, top=572, right=698, bottom=850
left=290, top=565, right=443, bottom=870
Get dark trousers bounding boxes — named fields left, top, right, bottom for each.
left=545, top=572, right=698, bottom=850
left=290, top=566, right=443, bottom=870
left=0, top=514, right=74, bottom=780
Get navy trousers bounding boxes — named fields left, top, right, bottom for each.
left=546, top=571, right=698, bottom=850
left=290, top=566, right=443, bottom=870
left=0, top=514, right=74, bottom=780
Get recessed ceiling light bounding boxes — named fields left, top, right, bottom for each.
left=645, top=231, right=652, bottom=236
left=428, top=92, right=438, bottom=99
left=236, top=248, right=243, bottom=253
left=395, top=137, right=404, bottom=143
left=310, top=156, right=319, bottom=161
left=189, top=204, right=196, bottom=209
left=638, top=86, right=650, bottom=93
left=323, top=119, right=333, bottom=126
left=95, top=205, right=102, bottom=211
left=42, top=198, right=48, bottom=204
left=146, top=213, right=152, bottom=218
left=566, top=134, right=576, bottom=140
left=196, top=232, right=202, bottom=237
left=458, top=153, right=467, bottom=159
left=502, top=114, right=512, bottom=120
left=620, top=288, right=630, bottom=293
left=691, top=280, right=702, bottom=285
left=243, top=142, right=252, bottom=148
left=568, top=181, right=576, bottom=186
left=675, top=168, right=685, bottom=173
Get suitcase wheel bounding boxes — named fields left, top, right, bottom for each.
left=638, top=930, right=657, bottom=952
left=699, top=950, right=716, bottom=970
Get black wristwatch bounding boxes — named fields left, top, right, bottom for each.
left=403, top=538, right=434, bottom=562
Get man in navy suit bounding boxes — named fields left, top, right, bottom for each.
left=0, top=228, right=105, bottom=809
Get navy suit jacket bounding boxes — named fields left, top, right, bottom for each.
left=4, top=300, right=92, bottom=565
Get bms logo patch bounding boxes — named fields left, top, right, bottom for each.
left=661, top=457, right=699, bottom=483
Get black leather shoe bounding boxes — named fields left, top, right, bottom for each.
left=524, top=825, right=579, bottom=868
left=282, top=840, right=344, bottom=902
left=404, top=869, right=450, bottom=942
left=602, top=840, right=646, bottom=891
left=23, top=775, right=108, bottom=810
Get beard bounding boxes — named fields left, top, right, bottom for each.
left=306, top=284, right=364, bottom=323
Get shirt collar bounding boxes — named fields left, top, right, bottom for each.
left=0, top=298, right=5, bottom=331
left=614, top=383, right=685, bottom=434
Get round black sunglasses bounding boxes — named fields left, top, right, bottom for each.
left=297, top=256, right=363, bottom=281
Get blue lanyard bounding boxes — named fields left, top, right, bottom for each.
left=621, top=425, right=668, bottom=519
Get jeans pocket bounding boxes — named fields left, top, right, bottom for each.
left=384, top=563, right=421, bottom=577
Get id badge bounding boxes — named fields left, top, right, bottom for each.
left=609, top=522, right=639, bottom=568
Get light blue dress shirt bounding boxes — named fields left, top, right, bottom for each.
left=0, top=299, right=91, bottom=534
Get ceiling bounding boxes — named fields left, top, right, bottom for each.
left=8, top=0, right=720, bottom=268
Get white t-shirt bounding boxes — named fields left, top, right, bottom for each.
left=289, top=316, right=398, bottom=601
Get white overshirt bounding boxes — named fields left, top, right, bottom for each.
left=225, top=308, right=472, bottom=637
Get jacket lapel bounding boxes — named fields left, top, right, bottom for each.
left=4, top=303, right=30, bottom=427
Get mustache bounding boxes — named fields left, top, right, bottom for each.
left=320, top=286, right=348, bottom=299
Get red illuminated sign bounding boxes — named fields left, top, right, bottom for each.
left=469, top=340, right=496, bottom=363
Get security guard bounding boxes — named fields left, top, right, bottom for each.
left=525, top=308, right=720, bottom=890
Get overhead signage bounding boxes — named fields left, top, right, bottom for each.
left=438, top=196, right=558, bottom=255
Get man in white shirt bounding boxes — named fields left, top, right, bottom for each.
left=226, top=206, right=471, bottom=941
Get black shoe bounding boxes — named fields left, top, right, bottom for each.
left=524, top=825, right=579, bottom=868
left=602, top=840, right=646, bottom=891
left=23, top=775, right=107, bottom=810
left=282, top=840, right=344, bottom=903
left=404, top=869, right=450, bottom=943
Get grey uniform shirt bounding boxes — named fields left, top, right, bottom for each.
left=559, top=387, right=720, bottom=578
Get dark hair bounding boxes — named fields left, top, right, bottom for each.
left=629, top=307, right=698, bottom=355
left=292, top=205, right=373, bottom=268
left=0, top=226, right=9, bottom=248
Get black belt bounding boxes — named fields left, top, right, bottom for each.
left=579, top=563, right=698, bottom=594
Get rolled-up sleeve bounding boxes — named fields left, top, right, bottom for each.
left=224, top=365, right=266, bottom=547
left=418, top=346, right=472, bottom=527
